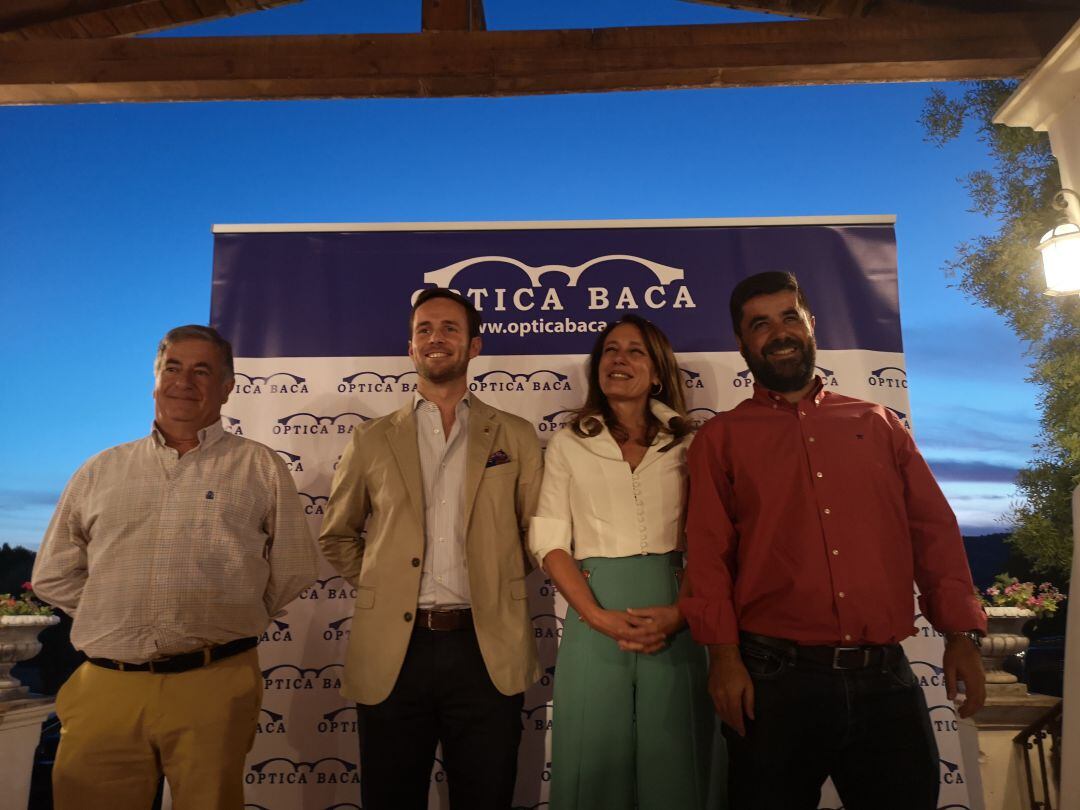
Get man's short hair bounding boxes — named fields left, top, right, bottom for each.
left=154, top=325, right=235, bottom=380
left=729, top=271, right=813, bottom=337
left=410, top=288, right=482, bottom=340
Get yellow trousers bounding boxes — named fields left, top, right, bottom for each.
left=53, top=648, right=262, bottom=810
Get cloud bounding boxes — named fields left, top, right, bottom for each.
left=914, top=406, right=1038, bottom=464
left=904, top=321, right=1032, bottom=378
left=0, top=490, right=60, bottom=510
left=926, top=459, right=1019, bottom=484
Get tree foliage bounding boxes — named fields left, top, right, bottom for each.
left=921, top=81, right=1080, bottom=581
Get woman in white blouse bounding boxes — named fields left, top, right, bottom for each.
left=530, top=315, right=720, bottom=810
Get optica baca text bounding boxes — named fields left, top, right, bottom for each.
left=260, top=629, right=293, bottom=642
left=234, top=383, right=310, bottom=395
left=300, top=587, right=357, bottom=600
left=734, top=374, right=839, bottom=388
left=423, top=285, right=698, bottom=313
left=273, top=424, right=357, bottom=435
left=317, top=720, right=360, bottom=733
left=245, top=771, right=360, bottom=785
left=264, top=677, right=342, bottom=690
left=470, top=380, right=572, bottom=393
left=338, top=382, right=418, bottom=394
left=868, top=376, right=907, bottom=388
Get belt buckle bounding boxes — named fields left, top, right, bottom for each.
left=831, top=646, right=869, bottom=669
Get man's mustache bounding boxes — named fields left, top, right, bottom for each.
left=763, top=338, right=804, bottom=357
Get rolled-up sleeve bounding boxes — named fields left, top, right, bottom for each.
left=263, top=453, right=319, bottom=616
left=528, top=431, right=574, bottom=565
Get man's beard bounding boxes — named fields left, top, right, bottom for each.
left=416, top=354, right=470, bottom=385
left=743, top=336, right=817, bottom=393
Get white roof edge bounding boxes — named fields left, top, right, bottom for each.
left=212, top=215, right=896, bottom=234
left=994, top=16, right=1080, bottom=130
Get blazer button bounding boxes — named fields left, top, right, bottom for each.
left=404, top=612, right=413, bottom=622
left=411, top=558, right=420, bottom=567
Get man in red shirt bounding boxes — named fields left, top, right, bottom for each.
left=681, top=271, right=987, bottom=810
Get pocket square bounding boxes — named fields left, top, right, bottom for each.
left=486, top=449, right=511, bottom=468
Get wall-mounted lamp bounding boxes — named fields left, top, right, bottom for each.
left=1039, top=189, right=1080, bottom=297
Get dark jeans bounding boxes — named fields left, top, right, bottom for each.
left=723, top=635, right=939, bottom=810
left=357, top=626, right=524, bottom=810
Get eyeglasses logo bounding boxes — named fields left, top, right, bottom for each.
left=471, top=368, right=572, bottom=393
left=418, top=254, right=696, bottom=313
left=233, top=371, right=309, bottom=395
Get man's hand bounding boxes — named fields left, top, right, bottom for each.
left=708, top=644, right=754, bottom=736
left=943, top=634, right=986, bottom=718
left=618, top=604, right=686, bottom=654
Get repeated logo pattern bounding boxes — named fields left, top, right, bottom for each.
left=229, top=348, right=967, bottom=810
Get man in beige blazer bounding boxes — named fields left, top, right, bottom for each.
left=320, top=288, right=543, bottom=810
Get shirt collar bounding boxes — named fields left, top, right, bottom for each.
left=751, top=375, right=826, bottom=409
left=579, top=398, right=684, bottom=446
left=151, top=418, right=228, bottom=450
left=413, top=390, right=472, bottom=414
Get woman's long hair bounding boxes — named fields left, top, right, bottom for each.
left=570, top=315, right=690, bottom=451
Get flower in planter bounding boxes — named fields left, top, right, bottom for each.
left=0, top=583, right=55, bottom=618
left=978, top=573, right=1066, bottom=620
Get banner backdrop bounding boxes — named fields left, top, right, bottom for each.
left=209, top=217, right=972, bottom=810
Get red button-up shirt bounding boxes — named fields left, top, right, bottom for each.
left=681, top=379, right=986, bottom=646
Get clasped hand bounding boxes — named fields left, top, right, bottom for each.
left=583, top=604, right=684, bottom=654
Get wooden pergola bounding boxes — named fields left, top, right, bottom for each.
left=0, top=1, right=1076, bottom=104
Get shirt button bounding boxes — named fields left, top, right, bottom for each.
left=411, top=557, right=420, bottom=567
left=844, top=634, right=852, bottom=641
left=799, top=411, right=805, bottom=417
left=404, top=612, right=414, bottom=622
left=832, top=549, right=839, bottom=556
left=838, top=592, right=845, bottom=598
left=824, top=508, right=831, bottom=515
left=816, top=472, right=823, bottom=478
left=808, top=436, right=816, bottom=443
left=433, top=428, right=440, bottom=434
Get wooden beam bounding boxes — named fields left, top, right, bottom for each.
left=690, top=1, right=1077, bottom=20
left=0, top=11, right=1074, bottom=105
left=0, top=0, right=302, bottom=41
left=421, top=0, right=485, bottom=32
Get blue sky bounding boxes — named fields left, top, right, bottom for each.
left=0, top=1, right=1040, bottom=546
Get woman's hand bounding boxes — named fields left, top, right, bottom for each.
left=581, top=606, right=666, bottom=647
left=617, top=603, right=686, bottom=654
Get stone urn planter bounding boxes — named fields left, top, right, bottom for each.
left=0, top=614, right=59, bottom=700
left=981, top=606, right=1035, bottom=686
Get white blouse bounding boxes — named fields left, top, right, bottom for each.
left=529, top=400, right=689, bottom=563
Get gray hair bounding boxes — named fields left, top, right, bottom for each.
left=154, top=325, right=234, bottom=381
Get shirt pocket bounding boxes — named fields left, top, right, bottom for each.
left=482, top=460, right=519, bottom=479
left=195, top=484, right=261, bottom=538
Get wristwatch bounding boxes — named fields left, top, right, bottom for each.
left=946, top=630, right=983, bottom=650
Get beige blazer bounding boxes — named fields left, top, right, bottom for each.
left=319, top=394, right=543, bottom=704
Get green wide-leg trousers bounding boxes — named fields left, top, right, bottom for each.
left=550, top=553, right=724, bottom=810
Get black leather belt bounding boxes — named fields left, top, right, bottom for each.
left=88, top=636, right=258, bottom=674
left=415, top=608, right=473, bottom=631
left=740, top=632, right=901, bottom=671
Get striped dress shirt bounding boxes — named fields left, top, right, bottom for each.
left=414, top=394, right=471, bottom=609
